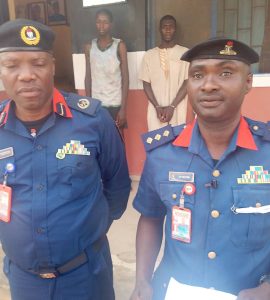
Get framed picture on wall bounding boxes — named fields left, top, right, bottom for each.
left=28, top=2, right=46, bottom=24
left=47, top=0, right=67, bottom=25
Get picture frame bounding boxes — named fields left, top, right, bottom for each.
left=47, top=0, right=67, bottom=25
left=28, top=2, right=46, bottom=24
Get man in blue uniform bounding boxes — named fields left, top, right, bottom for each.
left=0, top=19, right=130, bottom=300
left=131, top=38, right=270, bottom=300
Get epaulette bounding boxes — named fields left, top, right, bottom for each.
left=245, top=117, right=267, bottom=139
left=143, top=124, right=185, bottom=152
left=63, top=92, right=101, bottom=116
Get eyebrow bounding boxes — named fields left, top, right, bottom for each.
left=190, top=60, right=239, bottom=70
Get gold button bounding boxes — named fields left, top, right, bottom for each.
left=208, top=251, right=216, bottom=259
left=253, top=125, right=259, bottom=131
left=256, top=202, right=262, bottom=208
left=212, top=170, right=220, bottom=177
left=172, top=194, right=177, bottom=200
left=211, top=210, right=220, bottom=218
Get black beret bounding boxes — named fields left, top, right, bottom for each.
left=181, top=38, right=259, bottom=65
left=0, top=19, right=55, bottom=53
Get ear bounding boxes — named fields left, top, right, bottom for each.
left=245, top=73, right=253, bottom=94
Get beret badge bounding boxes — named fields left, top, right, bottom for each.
left=20, top=25, right=40, bottom=46
left=219, top=40, right=237, bottom=56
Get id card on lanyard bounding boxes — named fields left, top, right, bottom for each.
left=0, top=162, right=15, bottom=223
left=171, top=183, right=195, bottom=243
left=0, top=184, right=12, bottom=222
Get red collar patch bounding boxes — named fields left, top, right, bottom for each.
left=237, top=117, right=257, bottom=150
left=173, top=119, right=196, bottom=147
left=53, top=88, right=72, bottom=118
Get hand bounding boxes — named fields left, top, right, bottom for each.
left=116, top=108, right=127, bottom=129
left=130, top=280, right=153, bottom=300
left=160, top=106, right=175, bottom=123
left=237, top=282, right=270, bottom=300
left=155, top=106, right=164, bottom=122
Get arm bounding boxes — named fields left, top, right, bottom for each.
left=143, top=81, right=164, bottom=122
left=116, top=40, right=129, bottom=128
left=162, top=79, right=188, bottom=123
left=130, top=215, right=164, bottom=300
left=237, top=282, right=270, bottom=300
left=84, top=43, right=92, bottom=97
left=98, top=109, right=131, bottom=223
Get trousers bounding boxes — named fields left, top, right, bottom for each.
left=3, top=237, right=115, bottom=300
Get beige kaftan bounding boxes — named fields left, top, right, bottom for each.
left=139, top=45, right=189, bottom=131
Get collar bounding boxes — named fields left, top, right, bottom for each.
left=0, top=88, right=72, bottom=127
left=52, top=88, right=72, bottom=118
left=0, top=102, right=10, bottom=127
left=173, top=116, right=257, bottom=151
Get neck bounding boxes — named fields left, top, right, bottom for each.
left=98, top=35, right=112, bottom=42
left=159, top=40, right=176, bottom=49
left=198, top=115, right=241, bottom=160
left=15, top=102, right=53, bottom=122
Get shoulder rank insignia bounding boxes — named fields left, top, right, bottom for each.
left=143, top=125, right=175, bottom=152
left=65, top=93, right=101, bottom=116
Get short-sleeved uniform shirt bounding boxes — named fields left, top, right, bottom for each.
left=134, top=117, right=270, bottom=296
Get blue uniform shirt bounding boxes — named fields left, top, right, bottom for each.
left=134, top=117, right=270, bottom=295
left=0, top=89, right=130, bottom=273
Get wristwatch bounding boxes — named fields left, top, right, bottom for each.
left=260, top=274, right=270, bottom=285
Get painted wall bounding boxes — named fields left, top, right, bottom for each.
left=66, top=0, right=145, bottom=53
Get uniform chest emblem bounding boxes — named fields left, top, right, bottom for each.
left=56, top=140, right=90, bottom=159
left=237, top=166, right=270, bottom=184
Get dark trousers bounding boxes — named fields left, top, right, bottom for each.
left=3, top=237, right=115, bottom=300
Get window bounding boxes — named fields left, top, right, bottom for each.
left=217, top=0, right=270, bottom=73
left=83, top=0, right=126, bottom=7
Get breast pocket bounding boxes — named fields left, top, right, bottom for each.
left=159, top=182, right=195, bottom=209
left=231, top=186, right=270, bottom=249
left=57, top=149, right=96, bottom=200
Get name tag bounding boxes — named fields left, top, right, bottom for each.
left=169, top=172, right=194, bottom=182
left=0, top=147, right=14, bottom=160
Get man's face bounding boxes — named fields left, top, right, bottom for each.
left=95, top=13, right=112, bottom=36
left=0, top=51, right=55, bottom=113
left=187, top=59, right=252, bottom=123
left=160, top=19, right=176, bottom=43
